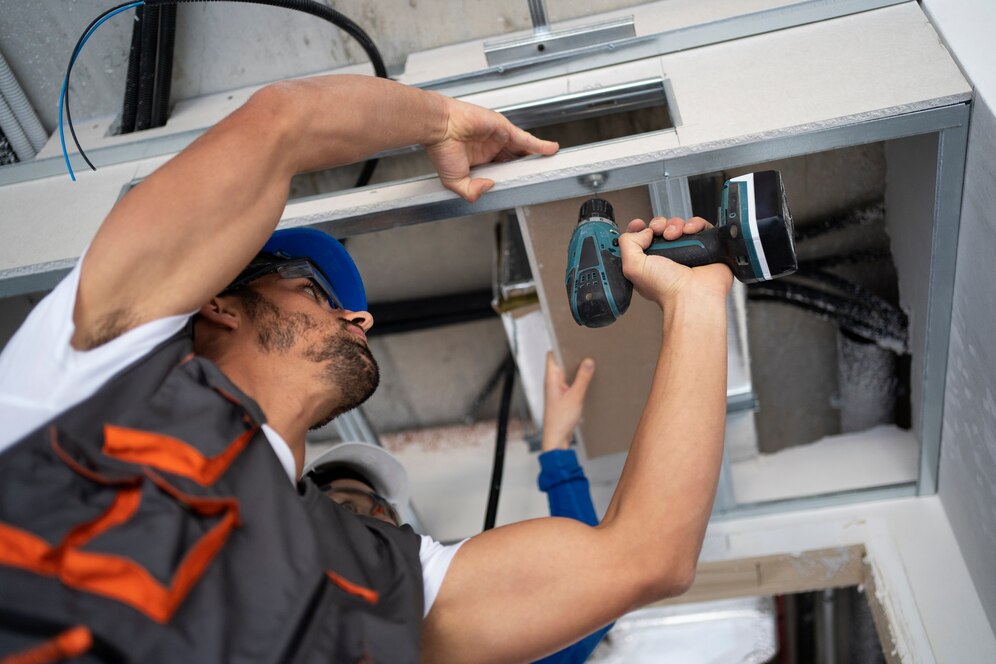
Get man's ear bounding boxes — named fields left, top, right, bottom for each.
left=198, top=296, right=241, bottom=331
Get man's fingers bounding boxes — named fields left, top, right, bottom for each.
left=683, top=216, right=712, bottom=233
left=545, top=352, right=565, bottom=391
left=507, top=124, right=559, bottom=156
left=567, top=358, right=596, bottom=400
left=620, top=226, right=654, bottom=254
left=626, top=218, right=648, bottom=233
left=444, top=176, right=494, bottom=202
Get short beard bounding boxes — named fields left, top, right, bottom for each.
left=305, top=321, right=380, bottom=428
left=233, top=288, right=380, bottom=427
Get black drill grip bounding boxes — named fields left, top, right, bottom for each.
left=644, top=227, right=725, bottom=268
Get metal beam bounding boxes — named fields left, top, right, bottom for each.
left=917, top=120, right=970, bottom=496
left=0, top=103, right=969, bottom=299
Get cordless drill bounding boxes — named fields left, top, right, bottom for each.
left=566, top=170, right=797, bottom=327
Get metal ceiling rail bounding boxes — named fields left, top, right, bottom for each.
left=286, top=103, right=969, bottom=239
left=0, top=102, right=969, bottom=298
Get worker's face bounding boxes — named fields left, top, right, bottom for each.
left=236, top=275, right=379, bottom=425
left=324, top=478, right=400, bottom=526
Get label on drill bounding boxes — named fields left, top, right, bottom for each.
left=730, top=173, right=772, bottom=280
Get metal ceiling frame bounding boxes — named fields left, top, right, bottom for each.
left=0, top=0, right=968, bottom=518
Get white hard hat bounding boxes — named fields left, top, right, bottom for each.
left=303, top=442, right=410, bottom=510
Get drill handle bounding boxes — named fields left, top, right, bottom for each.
left=645, top=228, right=724, bottom=268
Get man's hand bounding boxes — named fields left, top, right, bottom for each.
left=423, top=96, right=559, bottom=202
left=541, top=353, right=595, bottom=452
left=619, top=216, right=733, bottom=307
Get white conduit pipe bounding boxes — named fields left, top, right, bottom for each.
left=0, top=51, right=48, bottom=153
left=0, top=93, right=35, bottom=161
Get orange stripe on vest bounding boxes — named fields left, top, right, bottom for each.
left=327, top=570, right=380, bottom=606
left=103, top=424, right=256, bottom=486
left=0, top=625, right=92, bottom=664
left=0, top=473, right=241, bottom=624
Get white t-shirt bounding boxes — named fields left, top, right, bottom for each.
left=0, top=258, right=462, bottom=617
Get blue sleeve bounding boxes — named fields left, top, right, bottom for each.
left=537, top=448, right=599, bottom=526
left=534, top=449, right=613, bottom=663
left=533, top=625, right=612, bottom=664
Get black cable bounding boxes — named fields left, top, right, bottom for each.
left=796, top=249, right=893, bottom=272
left=151, top=4, right=177, bottom=128
left=748, top=280, right=908, bottom=352
left=793, top=200, right=885, bottom=243
left=484, top=353, right=516, bottom=532
left=148, top=0, right=388, bottom=186
left=120, top=5, right=144, bottom=134
left=145, top=0, right=387, bottom=78
left=355, top=157, right=379, bottom=188
left=71, top=0, right=387, bottom=174
left=795, top=268, right=908, bottom=333
left=64, top=2, right=141, bottom=172
left=134, top=4, right=160, bottom=131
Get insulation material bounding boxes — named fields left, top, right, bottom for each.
left=836, top=329, right=898, bottom=433
left=589, top=596, right=777, bottom=664
left=0, top=128, right=16, bottom=165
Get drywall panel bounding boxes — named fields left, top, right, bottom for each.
left=0, top=154, right=170, bottom=287
left=657, top=545, right=867, bottom=606
left=939, top=94, right=996, bottom=634
left=664, top=3, right=969, bottom=151
left=517, top=187, right=660, bottom=458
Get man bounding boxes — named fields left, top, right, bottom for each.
left=305, top=354, right=610, bottom=664
left=0, top=74, right=731, bottom=663
left=304, top=353, right=608, bottom=664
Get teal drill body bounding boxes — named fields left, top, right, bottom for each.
left=566, top=171, right=797, bottom=328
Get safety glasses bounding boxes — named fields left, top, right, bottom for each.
left=323, top=485, right=400, bottom=526
left=226, top=257, right=342, bottom=310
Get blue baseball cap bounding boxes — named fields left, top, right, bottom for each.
left=257, top=227, right=367, bottom=312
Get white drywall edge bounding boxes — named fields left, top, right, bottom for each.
left=730, top=425, right=919, bottom=504
left=701, top=495, right=996, bottom=661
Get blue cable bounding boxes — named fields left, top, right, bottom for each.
left=60, top=1, right=145, bottom=181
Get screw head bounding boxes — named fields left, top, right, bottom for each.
left=582, top=173, right=607, bottom=189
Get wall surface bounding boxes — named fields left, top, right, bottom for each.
left=921, top=0, right=996, bottom=635
left=937, top=94, right=996, bottom=634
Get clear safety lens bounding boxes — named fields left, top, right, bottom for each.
left=273, top=259, right=342, bottom=310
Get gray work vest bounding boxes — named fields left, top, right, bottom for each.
left=0, top=327, right=423, bottom=663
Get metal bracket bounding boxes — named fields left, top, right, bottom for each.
left=484, top=16, right=636, bottom=68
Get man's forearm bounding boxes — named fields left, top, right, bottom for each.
left=260, top=75, right=448, bottom=175
left=601, top=288, right=728, bottom=594
left=77, top=76, right=450, bottom=343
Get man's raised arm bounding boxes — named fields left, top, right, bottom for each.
left=71, top=75, right=557, bottom=349
left=421, top=216, right=734, bottom=663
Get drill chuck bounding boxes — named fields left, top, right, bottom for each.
left=578, top=198, right=614, bottom=224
